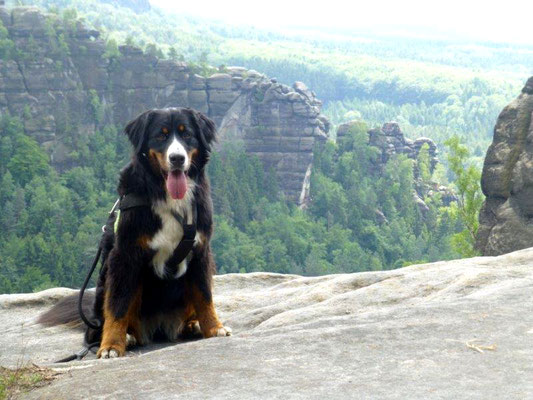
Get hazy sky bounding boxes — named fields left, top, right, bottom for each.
left=151, top=0, right=532, bottom=44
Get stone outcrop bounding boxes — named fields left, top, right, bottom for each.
left=0, top=6, right=329, bottom=203
left=2, top=248, right=533, bottom=398
left=371, top=122, right=439, bottom=171
left=337, top=121, right=438, bottom=172
left=337, top=121, right=456, bottom=211
left=477, top=77, right=533, bottom=256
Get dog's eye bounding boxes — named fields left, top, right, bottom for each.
left=157, top=128, right=169, bottom=141
left=178, top=124, right=191, bottom=139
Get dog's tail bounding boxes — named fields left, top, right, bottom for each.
left=37, top=291, right=94, bottom=329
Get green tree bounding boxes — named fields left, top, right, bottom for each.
left=62, top=8, right=78, bottom=31
left=89, top=89, right=105, bottom=124
left=125, top=35, right=135, bottom=46
left=444, top=135, right=484, bottom=257
left=103, top=38, right=120, bottom=60
left=0, top=136, right=13, bottom=173
left=7, top=133, right=50, bottom=186
left=0, top=19, right=14, bottom=60
left=417, top=143, right=432, bottom=183
left=145, top=43, right=164, bottom=58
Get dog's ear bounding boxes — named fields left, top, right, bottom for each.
left=189, top=109, right=217, bottom=152
left=124, top=110, right=154, bottom=154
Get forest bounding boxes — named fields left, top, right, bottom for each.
left=0, top=112, right=475, bottom=293
left=0, top=0, right=530, bottom=293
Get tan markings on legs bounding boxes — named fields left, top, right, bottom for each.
left=137, top=235, right=151, bottom=250
left=98, top=287, right=142, bottom=358
left=179, top=304, right=202, bottom=339
left=189, top=285, right=230, bottom=338
left=182, top=303, right=196, bottom=324
left=127, top=303, right=144, bottom=346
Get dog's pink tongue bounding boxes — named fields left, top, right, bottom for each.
left=166, top=170, right=187, bottom=200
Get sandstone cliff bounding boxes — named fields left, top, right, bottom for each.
left=1, top=249, right=532, bottom=398
left=0, top=6, right=329, bottom=203
left=477, top=77, right=533, bottom=255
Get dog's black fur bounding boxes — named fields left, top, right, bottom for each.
left=39, top=107, right=230, bottom=358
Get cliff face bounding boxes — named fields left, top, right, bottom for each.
left=0, top=6, right=329, bottom=203
left=477, top=77, right=533, bottom=256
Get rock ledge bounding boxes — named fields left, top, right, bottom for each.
left=1, top=249, right=532, bottom=399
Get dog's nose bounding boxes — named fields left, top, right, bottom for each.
left=169, top=154, right=185, bottom=167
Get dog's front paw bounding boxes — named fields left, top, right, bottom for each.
left=207, top=325, right=232, bottom=338
left=97, top=345, right=125, bottom=359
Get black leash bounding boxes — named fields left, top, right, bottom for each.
left=55, top=342, right=100, bottom=363
left=53, top=248, right=102, bottom=362
left=78, top=246, right=103, bottom=330
left=76, top=194, right=151, bottom=331
left=54, top=198, right=121, bottom=363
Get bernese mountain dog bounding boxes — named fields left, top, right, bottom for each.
left=39, top=107, right=231, bottom=359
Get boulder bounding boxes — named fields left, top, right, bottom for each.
left=1, top=249, right=533, bottom=398
left=477, top=77, right=533, bottom=255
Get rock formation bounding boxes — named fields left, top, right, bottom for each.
left=477, top=77, right=533, bottom=256
left=1, top=248, right=533, bottom=398
left=0, top=6, right=329, bottom=203
left=338, top=121, right=438, bottom=172
left=337, top=121, right=456, bottom=210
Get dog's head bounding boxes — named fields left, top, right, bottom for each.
left=124, top=107, right=217, bottom=199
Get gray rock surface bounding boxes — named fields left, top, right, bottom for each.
left=477, top=76, right=533, bottom=255
left=1, top=248, right=533, bottom=399
left=0, top=5, right=329, bottom=203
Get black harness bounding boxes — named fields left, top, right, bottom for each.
left=165, top=207, right=197, bottom=276
left=56, top=193, right=197, bottom=363
left=118, top=194, right=198, bottom=261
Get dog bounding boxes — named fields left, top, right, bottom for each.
left=38, top=107, right=231, bottom=358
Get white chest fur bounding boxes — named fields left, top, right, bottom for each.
left=149, top=182, right=196, bottom=279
